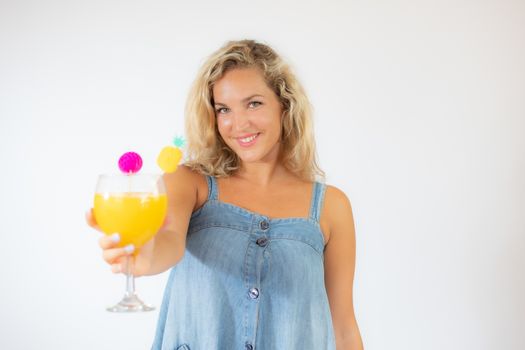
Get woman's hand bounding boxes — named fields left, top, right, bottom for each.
left=85, top=208, right=154, bottom=277
left=85, top=166, right=205, bottom=277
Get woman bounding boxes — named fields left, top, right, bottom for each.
left=87, top=39, right=364, bottom=350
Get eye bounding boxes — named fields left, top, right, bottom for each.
left=215, top=107, right=229, bottom=114
left=248, top=101, right=262, bottom=109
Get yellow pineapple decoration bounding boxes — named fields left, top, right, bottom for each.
left=157, top=136, right=184, bottom=173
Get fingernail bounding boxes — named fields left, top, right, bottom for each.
left=124, top=244, right=135, bottom=254
left=110, top=233, right=120, bottom=243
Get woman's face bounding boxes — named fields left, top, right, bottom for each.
left=213, top=67, right=283, bottom=165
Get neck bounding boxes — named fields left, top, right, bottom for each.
left=235, top=160, right=289, bottom=187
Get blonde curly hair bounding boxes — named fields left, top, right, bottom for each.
left=185, top=39, right=324, bottom=181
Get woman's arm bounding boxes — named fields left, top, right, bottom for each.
left=323, top=185, right=364, bottom=350
left=88, top=165, right=204, bottom=277
left=143, top=165, right=204, bottom=275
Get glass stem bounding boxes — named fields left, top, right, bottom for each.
left=125, top=255, right=135, bottom=297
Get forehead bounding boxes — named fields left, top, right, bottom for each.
left=212, top=67, right=272, bottom=101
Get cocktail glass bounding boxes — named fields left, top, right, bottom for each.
left=93, top=174, right=167, bottom=312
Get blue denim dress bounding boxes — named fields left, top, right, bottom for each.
left=152, top=176, right=335, bottom=350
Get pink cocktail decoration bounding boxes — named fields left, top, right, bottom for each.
left=118, top=152, right=143, bottom=174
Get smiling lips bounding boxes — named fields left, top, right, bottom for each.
left=236, top=133, right=260, bottom=147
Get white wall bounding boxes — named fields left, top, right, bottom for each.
left=1, top=0, right=523, bottom=349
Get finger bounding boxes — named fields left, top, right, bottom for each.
left=110, top=257, right=136, bottom=275
left=111, top=263, right=122, bottom=274
left=85, top=209, right=100, bottom=230
left=98, top=233, right=121, bottom=249
left=102, top=244, right=135, bottom=264
left=110, top=255, right=126, bottom=274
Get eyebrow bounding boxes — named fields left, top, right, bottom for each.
left=214, top=94, right=264, bottom=106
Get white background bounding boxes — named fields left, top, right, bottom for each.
left=1, top=0, right=524, bottom=349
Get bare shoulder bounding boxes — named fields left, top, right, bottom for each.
left=162, top=164, right=203, bottom=188
left=162, top=165, right=208, bottom=211
left=321, top=184, right=355, bottom=243
left=324, top=185, right=352, bottom=211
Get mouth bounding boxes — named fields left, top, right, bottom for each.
left=235, top=132, right=260, bottom=147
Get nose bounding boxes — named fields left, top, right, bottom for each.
left=232, top=111, right=250, bottom=132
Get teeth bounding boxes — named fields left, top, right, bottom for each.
left=240, top=134, right=258, bottom=143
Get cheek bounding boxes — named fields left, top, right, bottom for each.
left=217, top=116, right=233, bottom=131
left=264, top=114, right=282, bottom=136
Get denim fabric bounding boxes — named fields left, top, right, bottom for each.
left=152, top=176, right=335, bottom=350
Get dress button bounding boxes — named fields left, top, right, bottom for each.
left=248, top=287, right=259, bottom=299
left=256, top=237, right=268, bottom=247
left=245, top=343, right=254, bottom=350
left=259, top=220, right=269, bottom=230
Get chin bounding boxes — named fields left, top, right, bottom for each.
left=236, top=146, right=280, bottom=164
left=238, top=153, right=263, bottom=163
left=232, top=147, right=265, bottom=162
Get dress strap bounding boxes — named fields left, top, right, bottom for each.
left=206, top=175, right=219, bottom=201
left=309, top=182, right=326, bottom=223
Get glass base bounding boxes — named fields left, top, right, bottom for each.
left=106, top=293, right=155, bottom=312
